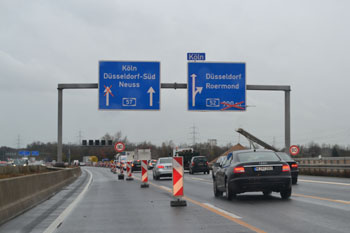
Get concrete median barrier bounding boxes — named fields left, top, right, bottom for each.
left=0, top=167, right=81, bottom=225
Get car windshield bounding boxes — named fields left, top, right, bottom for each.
left=194, top=157, right=207, bottom=162
left=237, top=152, right=281, bottom=162
left=159, top=158, right=172, bottom=164
left=276, top=152, right=292, bottom=161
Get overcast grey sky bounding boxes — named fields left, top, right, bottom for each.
left=1, top=0, right=350, bottom=149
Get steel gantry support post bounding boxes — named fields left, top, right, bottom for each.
left=57, top=88, right=63, bottom=163
left=285, top=90, right=291, bottom=153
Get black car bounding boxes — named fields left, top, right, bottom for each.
left=189, top=156, right=210, bottom=174
left=213, top=149, right=292, bottom=200
left=132, top=160, right=142, bottom=172
left=276, top=152, right=299, bottom=184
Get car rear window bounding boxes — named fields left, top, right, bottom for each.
left=194, top=157, right=207, bottom=162
left=159, top=158, right=172, bottom=164
left=276, top=152, right=292, bottom=161
left=237, top=152, right=281, bottom=162
left=133, top=161, right=141, bottom=164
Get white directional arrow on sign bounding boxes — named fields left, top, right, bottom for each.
left=191, top=74, right=203, bottom=107
left=147, top=87, right=155, bottom=107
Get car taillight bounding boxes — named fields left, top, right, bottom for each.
left=291, top=163, right=298, bottom=169
left=282, top=164, right=290, bottom=172
left=206, top=161, right=209, bottom=165
left=192, top=162, right=195, bottom=166
left=132, top=164, right=134, bottom=167
left=234, top=166, right=245, bottom=173
left=158, top=165, right=164, bottom=169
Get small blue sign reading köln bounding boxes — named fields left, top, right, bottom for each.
left=99, top=61, right=160, bottom=110
left=188, top=62, right=246, bottom=111
left=187, top=53, right=206, bottom=61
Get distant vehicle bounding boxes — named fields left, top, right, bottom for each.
left=153, top=157, right=173, bottom=180
left=276, top=152, right=299, bottom=184
left=213, top=149, right=292, bottom=200
left=117, top=155, right=128, bottom=169
left=72, top=160, right=80, bottom=166
left=189, top=156, right=209, bottom=174
left=79, top=162, right=86, bottom=166
left=174, top=149, right=199, bottom=170
left=211, top=155, right=226, bottom=178
left=148, top=159, right=157, bottom=170
left=0, top=161, right=9, bottom=167
left=131, top=160, right=141, bottom=172
left=134, top=149, right=151, bottom=161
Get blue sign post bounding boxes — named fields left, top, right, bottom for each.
left=99, top=61, right=160, bottom=110
left=188, top=62, right=246, bottom=111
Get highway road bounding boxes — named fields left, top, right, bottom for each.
left=1, top=167, right=349, bottom=233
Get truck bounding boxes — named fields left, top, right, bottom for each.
left=134, top=149, right=151, bottom=161
left=173, top=148, right=199, bottom=170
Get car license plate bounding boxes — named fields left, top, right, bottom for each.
left=198, top=163, right=203, bottom=166
left=254, top=166, right=273, bottom=171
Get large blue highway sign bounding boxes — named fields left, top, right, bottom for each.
left=18, top=151, right=30, bottom=156
left=99, top=61, right=160, bottom=110
left=188, top=62, right=246, bottom=111
left=31, top=151, right=39, bottom=156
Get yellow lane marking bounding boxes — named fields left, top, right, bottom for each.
left=299, top=179, right=350, bottom=186
left=134, top=176, right=267, bottom=233
left=293, top=193, right=350, bottom=205
left=183, top=196, right=267, bottom=233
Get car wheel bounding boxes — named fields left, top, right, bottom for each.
left=280, top=187, right=292, bottom=199
left=263, top=191, right=272, bottom=196
left=292, top=177, right=298, bottom=185
left=213, top=179, right=223, bottom=197
left=225, top=180, right=235, bottom=200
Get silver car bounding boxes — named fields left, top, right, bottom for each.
left=153, top=157, right=173, bottom=180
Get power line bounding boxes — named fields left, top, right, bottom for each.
left=16, top=134, right=21, bottom=149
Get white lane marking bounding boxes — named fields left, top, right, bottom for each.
left=299, top=179, right=350, bottom=186
left=43, top=169, right=93, bottom=233
left=203, top=203, right=242, bottom=219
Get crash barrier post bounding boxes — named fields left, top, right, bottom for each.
left=118, top=162, right=124, bottom=180
left=170, top=156, right=187, bottom=207
left=126, top=161, right=133, bottom=181
left=140, top=160, right=149, bottom=188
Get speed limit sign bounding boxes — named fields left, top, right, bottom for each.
left=114, top=142, right=125, bottom=152
left=289, top=145, right=300, bottom=156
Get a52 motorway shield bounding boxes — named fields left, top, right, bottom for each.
left=188, top=62, right=246, bottom=111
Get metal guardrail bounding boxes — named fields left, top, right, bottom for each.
left=299, top=164, right=350, bottom=170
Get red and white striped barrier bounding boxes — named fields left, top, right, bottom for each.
left=140, top=160, right=149, bottom=188
left=126, top=161, right=133, bottom=181
left=171, top=157, right=186, bottom=207
left=118, top=162, right=124, bottom=180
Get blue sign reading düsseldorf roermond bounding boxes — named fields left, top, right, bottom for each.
left=188, top=62, right=246, bottom=111
left=99, top=61, right=160, bottom=110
